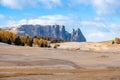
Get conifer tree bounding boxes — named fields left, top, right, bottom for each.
left=7, top=38, right=12, bottom=45
left=14, top=36, right=21, bottom=45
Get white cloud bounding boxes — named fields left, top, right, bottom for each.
left=109, top=24, right=120, bottom=33
left=69, top=0, right=120, bottom=15
left=6, top=14, right=80, bottom=29
left=82, top=21, right=115, bottom=32
left=81, top=20, right=120, bottom=33
left=80, top=21, right=106, bottom=28
left=28, top=15, right=70, bottom=25
left=88, top=32, right=105, bottom=38
left=0, top=14, right=5, bottom=19
left=91, top=0, right=119, bottom=14
left=87, top=32, right=105, bottom=40
left=6, top=20, right=16, bottom=26
left=0, top=0, right=119, bottom=14
left=79, top=20, right=120, bottom=41
left=94, top=17, right=106, bottom=22
left=86, top=32, right=114, bottom=42
left=39, top=0, right=62, bottom=9
left=0, top=0, right=28, bottom=9
left=0, top=0, right=62, bottom=9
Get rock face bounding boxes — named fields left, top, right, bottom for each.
left=9, top=24, right=86, bottom=42
left=71, top=28, right=86, bottom=42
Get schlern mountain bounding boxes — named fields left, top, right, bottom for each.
left=8, top=24, right=86, bottom=42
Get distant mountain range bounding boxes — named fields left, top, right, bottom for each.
left=5, top=24, right=86, bottom=42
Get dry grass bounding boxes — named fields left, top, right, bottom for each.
left=1, top=42, right=120, bottom=80
left=1, top=68, right=120, bottom=80
left=0, top=68, right=120, bottom=77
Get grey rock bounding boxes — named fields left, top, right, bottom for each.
left=71, top=28, right=86, bottom=42
left=9, top=24, right=86, bottom=42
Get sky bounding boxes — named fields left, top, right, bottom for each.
left=0, top=0, right=120, bottom=42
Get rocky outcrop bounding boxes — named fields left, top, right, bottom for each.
left=71, top=28, right=86, bottom=42
left=9, top=24, right=86, bottom=42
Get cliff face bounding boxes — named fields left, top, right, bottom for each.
left=9, top=24, right=86, bottom=42
left=71, top=28, right=86, bottom=42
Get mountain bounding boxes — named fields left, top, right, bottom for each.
left=71, top=28, right=86, bottom=42
left=8, top=24, right=86, bottom=42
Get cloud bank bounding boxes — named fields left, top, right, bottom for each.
left=0, top=0, right=120, bottom=14
left=0, top=0, right=62, bottom=9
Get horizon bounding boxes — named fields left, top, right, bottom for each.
left=0, top=0, right=120, bottom=42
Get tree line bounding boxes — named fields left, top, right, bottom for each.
left=0, top=30, right=49, bottom=47
left=0, top=30, right=67, bottom=47
left=34, top=36, right=68, bottom=43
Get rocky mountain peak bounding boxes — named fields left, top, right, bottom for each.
left=9, top=24, right=86, bottom=42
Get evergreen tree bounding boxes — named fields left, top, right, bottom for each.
left=7, top=38, right=12, bottom=45
left=28, top=38, right=33, bottom=47
left=14, top=36, right=21, bottom=45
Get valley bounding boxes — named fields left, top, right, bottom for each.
left=0, top=42, right=120, bottom=80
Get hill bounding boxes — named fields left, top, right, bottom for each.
left=53, top=41, right=120, bottom=52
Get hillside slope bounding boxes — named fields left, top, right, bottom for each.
left=54, top=41, right=120, bottom=52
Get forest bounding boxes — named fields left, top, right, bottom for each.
left=0, top=30, right=68, bottom=47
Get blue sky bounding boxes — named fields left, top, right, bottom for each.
left=0, top=0, right=120, bottom=42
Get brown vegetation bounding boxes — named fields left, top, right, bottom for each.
left=114, top=37, right=120, bottom=44
left=0, top=30, right=68, bottom=48
left=0, top=30, right=17, bottom=44
left=33, top=38, right=38, bottom=45
left=54, top=44, right=60, bottom=48
left=0, top=30, right=48, bottom=47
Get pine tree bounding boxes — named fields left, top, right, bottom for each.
left=28, top=38, right=33, bottom=47
left=14, top=36, right=21, bottom=45
left=7, top=38, right=12, bottom=45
